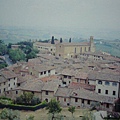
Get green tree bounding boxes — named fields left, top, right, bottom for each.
left=60, top=38, right=62, bottom=43
left=9, top=49, right=25, bottom=62
left=0, top=40, right=7, bottom=55
left=68, top=106, right=75, bottom=117
left=46, top=99, right=62, bottom=120
left=51, top=36, right=55, bottom=44
left=69, top=38, right=71, bottom=43
left=26, top=51, right=37, bottom=61
left=0, top=108, right=20, bottom=120
left=20, top=92, right=34, bottom=104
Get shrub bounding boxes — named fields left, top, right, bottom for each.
left=31, top=97, right=41, bottom=105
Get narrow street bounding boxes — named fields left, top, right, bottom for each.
left=4, top=54, right=14, bottom=66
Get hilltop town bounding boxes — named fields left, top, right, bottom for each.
left=0, top=36, right=120, bottom=114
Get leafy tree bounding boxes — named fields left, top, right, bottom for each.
left=46, top=99, right=62, bottom=120
left=7, top=43, right=13, bottom=49
left=17, top=41, right=33, bottom=47
left=20, top=92, right=34, bottom=104
left=9, top=49, right=25, bottom=62
left=68, top=106, right=75, bottom=117
left=60, top=38, right=62, bottom=43
left=31, top=96, right=41, bottom=105
left=69, top=38, right=71, bottom=43
left=51, top=36, right=55, bottom=44
left=26, top=51, right=37, bottom=61
left=0, top=62, right=7, bottom=69
left=0, top=40, right=7, bottom=55
left=0, top=108, right=20, bottom=120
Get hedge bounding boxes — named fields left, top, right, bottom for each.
left=0, top=102, right=47, bottom=111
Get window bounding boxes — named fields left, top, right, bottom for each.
left=48, top=70, right=50, bottom=73
left=45, top=98, right=48, bottom=102
left=68, top=76, right=71, bottom=79
left=85, top=47, right=86, bottom=52
left=82, top=99, right=84, bottom=104
left=112, top=82, right=117, bottom=86
left=105, top=90, right=108, bottom=94
left=4, top=82, right=5, bottom=85
left=4, top=88, right=5, bottom=91
left=105, top=81, right=110, bottom=86
left=98, top=80, right=102, bottom=84
left=75, top=98, right=78, bottom=102
left=113, top=91, right=116, bottom=95
left=0, top=89, right=1, bottom=93
left=44, top=71, right=46, bottom=74
left=87, top=100, right=90, bottom=105
left=41, top=72, right=43, bottom=75
left=106, top=103, right=109, bottom=108
left=64, top=75, right=67, bottom=78
left=63, top=82, right=66, bottom=85
left=14, top=82, right=15, bottom=85
left=98, top=89, right=101, bottom=93
left=9, top=84, right=10, bottom=87
left=64, top=98, right=66, bottom=102
left=46, top=91, right=48, bottom=95
left=16, top=91, right=18, bottom=94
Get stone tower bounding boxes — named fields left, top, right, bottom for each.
left=90, top=36, right=95, bottom=52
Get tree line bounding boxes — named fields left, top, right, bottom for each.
left=0, top=40, right=39, bottom=69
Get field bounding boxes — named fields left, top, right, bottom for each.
left=0, top=108, right=89, bottom=120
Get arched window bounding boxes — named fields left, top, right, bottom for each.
left=45, top=98, right=48, bottom=102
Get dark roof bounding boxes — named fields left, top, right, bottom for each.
left=70, top=88, right=115, bottom=104
left=0, top=68, right=17, bottom=79
left=55, top=87, right=73, bottom=97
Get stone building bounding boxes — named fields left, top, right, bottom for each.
left=55, top=36, right=95, bottom=58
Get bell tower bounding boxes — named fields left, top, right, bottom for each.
left=90, top=36, right=95, bottom=52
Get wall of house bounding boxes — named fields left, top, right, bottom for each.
left=56, top=97, right=70, bottom=106
left=0, top=81, right=8, bottom=95
left=88, top=79, right=96, bottom=85
left=38, top=69, right=55, bottom=78
left=56, top=43, right=93, bottom=59
left=63, top=46, right=90, bottom=59
left=55, top=44, right=64, bottom=57
left=41, top=91, right=55, bottom=102
left=8, top=77, right=17, bottom=90
left=96, top=80, right=119, bottom=98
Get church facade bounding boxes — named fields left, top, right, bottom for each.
left=55, top=36, right=95, bottom=58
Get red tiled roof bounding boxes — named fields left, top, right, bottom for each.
left=68, top=82, right=95, bottom=91
left=40, top=75, right=60, bottom=82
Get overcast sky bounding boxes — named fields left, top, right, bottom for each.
left=0, top=0, right=120, bottom=31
